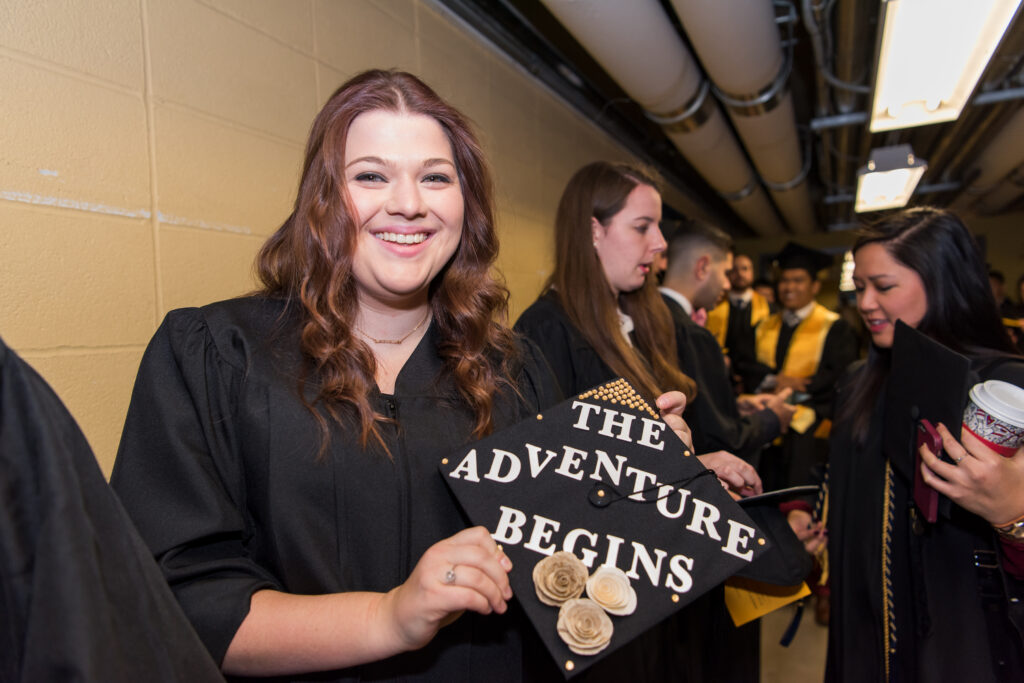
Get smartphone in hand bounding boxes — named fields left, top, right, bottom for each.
left=914, top=418, right=942, bottom=523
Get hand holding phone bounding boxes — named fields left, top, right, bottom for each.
left=914, top=418, right=943, bottom=523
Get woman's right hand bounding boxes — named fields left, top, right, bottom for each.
left=380, top=526, right=513, bottom=651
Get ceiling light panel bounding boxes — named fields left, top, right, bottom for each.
left=870, top=0, right=1022, bottom=132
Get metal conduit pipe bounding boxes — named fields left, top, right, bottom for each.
left=672, top=0, right=817, bottom=233
left=831, top=0, right=872, bottom=191
left=950, top=107, right=1024, bottom=213
left=539, top=0, right=785, bottom=236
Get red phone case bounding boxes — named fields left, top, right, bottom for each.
left=914, top=419, right=942, bottom=523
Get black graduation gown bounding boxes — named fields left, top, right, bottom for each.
left=662, top=294, right=780, bottom=465
left=827, top=359, right=1024, bottom=682
left=0, top=337, right=223, bottom=682
left=110, top=296, right=563, bottom=683
left=513, top=291, right=617, bottom=398
left=748, top=312, right=859, bottom=490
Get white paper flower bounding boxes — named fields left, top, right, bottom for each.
left=585, top=565, right=637, bottom=616
left=533, top=551, right=588, bottom=606
left=557, top=598, right=614, bottom=655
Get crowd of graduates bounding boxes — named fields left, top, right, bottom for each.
left=4, top=70, right=1023, bottom=683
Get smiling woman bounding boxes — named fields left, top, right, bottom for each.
left=110, top=70, right=566, bottom=682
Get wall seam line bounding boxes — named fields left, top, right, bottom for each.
left=140, top=0, right=163, bottom=323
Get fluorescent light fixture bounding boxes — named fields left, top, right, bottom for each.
left=870, top=0, right=1023, bottom=132
left=855, top=145, right=928, bottom=212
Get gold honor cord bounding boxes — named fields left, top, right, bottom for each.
left=881, top=460, right=896, bottom=682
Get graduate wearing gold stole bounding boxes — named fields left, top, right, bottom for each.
left=748, top=243, right=859, bottom=491
left=705, top=252, right=775, bottom=393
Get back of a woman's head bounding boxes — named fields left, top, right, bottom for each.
left=853, top=206, right=1014, bottom=355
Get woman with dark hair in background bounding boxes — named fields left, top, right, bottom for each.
left=820, top=207, right=1024, bottom=682
left=111, top=69, right=564, bottom=681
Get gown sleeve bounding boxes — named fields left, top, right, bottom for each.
left=111, top=308, right=280, bottom=665
left=0, top=337, right=224, bottom=682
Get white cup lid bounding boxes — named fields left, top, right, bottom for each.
left=969, top=380, right=1024, bottom=429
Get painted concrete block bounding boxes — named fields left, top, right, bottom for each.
left=313, top=0, right=417, bottom=75
left=154, top=104, right=302, bottom=237
left=201, top=0, right=314, bottom=53
left=158, top=225, right=265, bottom=313
left=418, top=5, right=491, bottom=127
left=147, top=0, right=317, bottom=141
left=0, top=0, right=144, bottom=89
left=0, top=203, right=156, bottom=349
left=0, top=57, right=150, bottom=213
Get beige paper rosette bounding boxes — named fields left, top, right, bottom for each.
left=585, top=565, right=637, bottom=616
left=556, top=598, right=614, bottom=656
left=533, top=551, right=588, bottom=606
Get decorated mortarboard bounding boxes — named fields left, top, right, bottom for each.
left=440, top=378, right=770, bottom=678
left=773, top=241, right=833, bottom=276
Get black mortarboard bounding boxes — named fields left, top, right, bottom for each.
left=884, top=321, right=971, bottom=518
left=773, top=242, right=833, bottom=277
left=734, top=485, right=817, bottom=585
left=440, top=378, right=770, bottom=678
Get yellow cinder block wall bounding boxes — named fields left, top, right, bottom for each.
left=0, top=0, right=638, bottom=476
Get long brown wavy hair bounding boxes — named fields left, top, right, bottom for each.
left=256, top=69, right=519, bottom=454
left=547, top=161, right=696, bottom=402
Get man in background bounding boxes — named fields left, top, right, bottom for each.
left=659, top=220, right=798, bottom=683
left=706, top=252, right=774, bottom=394
left=660, top=222, right=794, bottom=467
left=746, top=242, right=858, bottom=491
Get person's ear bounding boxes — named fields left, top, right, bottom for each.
left=590, top=217, right=602, bottom=249
left=695, top=254, right=711, bottom=281
left=811, top=279, right=821, bottom=297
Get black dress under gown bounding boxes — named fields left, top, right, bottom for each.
left=827, top=358, right=1024, bottom=682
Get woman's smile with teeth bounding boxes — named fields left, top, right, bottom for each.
left=375, top=231, right=428, bottom=244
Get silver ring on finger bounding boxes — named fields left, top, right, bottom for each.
left=955, top=455, right=965, bottom=464
left=443, top=565, right=457, bottom=584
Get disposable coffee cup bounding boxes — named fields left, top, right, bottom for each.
left=961, top=380, right=1024, bottom=457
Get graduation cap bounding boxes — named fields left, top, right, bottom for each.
left=773, top=241, right=833, bottom=277
left=884, top=320, right=971, bottom=519
left=733, top=485, right=817, bottom=585
left=440, top=378, right=770, bottom=678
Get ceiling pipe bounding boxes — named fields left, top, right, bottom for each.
left=669, top=0, right=816, bottom=233
left=831, top=0, right=873, bottom=191
left=539, top=0, right=785, bottom=235
left=950, top=106, right=1024, bottom=214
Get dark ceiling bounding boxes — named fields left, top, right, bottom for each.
left=437, top=0, right=1024, bottom=237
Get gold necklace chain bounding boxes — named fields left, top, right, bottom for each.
left=354, top=310, right=431, bottom=345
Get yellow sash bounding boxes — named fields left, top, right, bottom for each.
left=755, top=303, right=838, bottom=377
left=755, top=303, right=839, bottom=435
left=706, top=292, right=771, bottom=351
left=706, top=301, right=729, bottom=348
